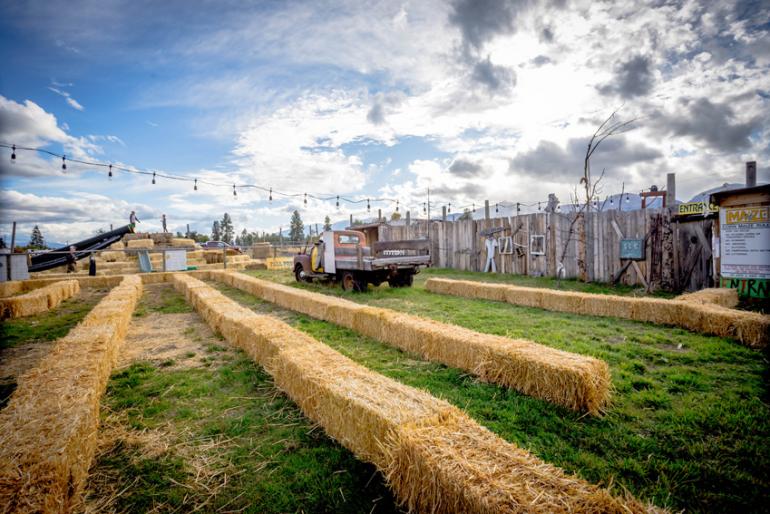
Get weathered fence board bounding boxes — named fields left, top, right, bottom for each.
left=377, top=207, right=710, bottom=291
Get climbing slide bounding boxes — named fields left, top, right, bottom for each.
left=29, top=224, right=135, bottom=273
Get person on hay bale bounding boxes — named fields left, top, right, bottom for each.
left=129, top=210, right=141, bottom=231
left=66, top=245, right=77, bottom=273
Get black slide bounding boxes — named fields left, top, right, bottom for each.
left=29, top=224, right=135, bottom=273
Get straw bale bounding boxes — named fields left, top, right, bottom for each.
left=384, top=412, right=658, bottom=514
left=0, top=275, right=141, bottom=512
left=170, top=238, right=195, bottom=247
left=0, top=281, right=26, bottom=297
left=426, top=277, right=769, bottom=348
left=675, top=287, right=739, bottom=308
left=0, top=280, right=80, bottom=320
left=100, top=250, right=126, bottom=262
left=126, top=239, right=154, bottom=249
left=212, top=272, right=610, bottom=414
left=108, top=241, right=125, bottom=250
left=172, top=274, right=655, bottom=513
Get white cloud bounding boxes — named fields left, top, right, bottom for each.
left=48, top=86, right=84, bottom=111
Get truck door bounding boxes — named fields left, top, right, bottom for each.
left=323, top=231, right=336, bottom=273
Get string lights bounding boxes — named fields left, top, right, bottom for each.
left=3, top=142, right=598, bottom=220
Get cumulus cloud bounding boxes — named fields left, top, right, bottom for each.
left=653, top=97, right=761, bottom=152
left=597, top=56, right=655, bottom=99
left=449, top=0, right=529, bottom=52
left=448, top=157, right=487, bottom=178
left=471, top=56, right=516, bottom=93
left=0, top=96, right=102, bottom=177
left=510, top=136, right=662, bottom=180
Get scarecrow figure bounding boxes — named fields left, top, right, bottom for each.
left=484, top=234, right=498, bottom=273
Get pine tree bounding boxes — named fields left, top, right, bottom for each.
left=211, top=220, right=221, bottom=241
left=391, top=211, right=401, bottom=221
left=289, top=210, right=304, bottom=241
left=29, top=225, right=46, bottom=249
left=323, top=216, right=332, bottom=231
left=220, top=213, right=234, bottom=244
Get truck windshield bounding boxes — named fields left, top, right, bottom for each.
left=338, top=235, right=360, bottom=245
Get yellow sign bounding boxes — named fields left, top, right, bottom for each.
left=677, top=202, right=718, bottom=216
left=265, top=257, right=294, bottom=270
left=725, top=206, right=769, bottom=224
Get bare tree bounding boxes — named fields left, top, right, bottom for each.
left=557, top=108, right=636, bottom=283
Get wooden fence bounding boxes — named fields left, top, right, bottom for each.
left=379, top=208, right=713, bottom=292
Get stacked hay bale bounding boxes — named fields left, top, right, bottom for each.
left=211, top=271, right=611, bottom=415
left=426, top=278, right=770, bottom=349
left=0, top=275, right=142, bottom=512
left=172, top=274, right=658, bottom=514
left=0, top=280, right=80, bottom=320
left=126, top=239, right=154, bottom=250
left=170, top=238, right=196, bottom=247
left=675, top=288, right=739, bottom=308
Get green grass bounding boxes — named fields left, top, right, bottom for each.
left=0, top=288, right=109, bottom=350
left=133, top=284, right=194, bottom=317
left=95, top=358, right=400, bottom=513
left=209, top=268, right=770, bottom=513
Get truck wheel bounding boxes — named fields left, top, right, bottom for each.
left=294, top=265, right=310, bottom=283
left=388, top=273, right=414, bottom=288
left=341, top=272, right=366, bottom=292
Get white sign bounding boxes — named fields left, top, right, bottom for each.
left=164, top=250, right=187, bottom=272
left=720, top=206, right=770, bottom=279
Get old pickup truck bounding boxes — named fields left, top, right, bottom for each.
left=293, top=230, right=431, bottom=291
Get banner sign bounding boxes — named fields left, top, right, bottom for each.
left=719, top=206, right=770, bottom=279
left=677, top=201, right=718, bottom=217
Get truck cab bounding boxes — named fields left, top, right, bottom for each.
left=293, top=230, right=430, bottom=291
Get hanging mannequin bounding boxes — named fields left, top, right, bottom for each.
left=484, top=234, right=498, bottom=273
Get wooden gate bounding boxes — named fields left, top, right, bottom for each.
left=674, top=218, right=714, bottom=291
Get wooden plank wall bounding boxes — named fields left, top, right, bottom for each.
left=377, top=207, right=711, bottom=291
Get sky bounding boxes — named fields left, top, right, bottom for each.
left=0, top=0, right=768, bottom=244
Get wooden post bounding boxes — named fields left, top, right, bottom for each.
left=186, top=224, right=190, bottom=238
left=442, top=206, right=447, bottom=222
left=666, top=173, right=676, bottom=207
left=8, top=221, right=16, bottom=280
left=746, top=161, right=757, bottom=187
left=222, top=247, right=227, bottom=269
left=406, top=211, right=411, bottom=226
left=484, top=200, right=490, bottom=220
left=350, top=214, right=353, bottom=227
left=378, top=209, right=382, bottom=222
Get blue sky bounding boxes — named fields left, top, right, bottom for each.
left=0, top=0, right=768, bottom=243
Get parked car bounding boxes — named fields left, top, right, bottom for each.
left=200, top=241, right=242, bottom=253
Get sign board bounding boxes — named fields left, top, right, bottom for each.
left=620, top=239, right=645, bottom=260
left=719, top=206, right=770, bottom=279
left=164, top=250, right=187, bottom=272
left=677, top=201, right=718, bottom=217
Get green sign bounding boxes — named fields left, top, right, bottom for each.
left=620, top=238, right=645, bottom=260
left=720, top=277, right=770, bottom=299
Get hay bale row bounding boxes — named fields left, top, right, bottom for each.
left=426, top=278, right=770, bottom=349
left=0, top=281, right=27, bottom=298
left=0, top=280, right=80, bottom=320
left=675, top=287, right=739, bottom=308
left=0, top=275, right=142, bottom=513
left=210, top=271, right=610, bottom=415
left=108, top=241, right=125, bottom=250
left=172, top=274, right=657, bottom=514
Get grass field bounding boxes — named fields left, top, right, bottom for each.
left=3, top=270, right=768, bottom=512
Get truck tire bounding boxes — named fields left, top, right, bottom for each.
left=388, top=272, right=414, bottom=288
left=341, top=272, right=367, bottom=292
left=294, top=264, right=311, bottom=283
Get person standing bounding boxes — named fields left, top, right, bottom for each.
left=66, top=245, right=77, bottom=273
left=483, top=234, right=498, bottom=273
left=161, top=214, right=168, bottom=233
left=129, top=210, right=140, bottom=226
